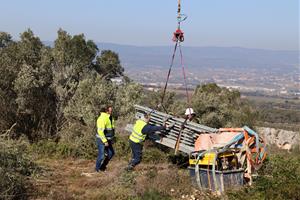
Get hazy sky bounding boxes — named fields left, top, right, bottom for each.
left=1, top=0, right=299, bottom=50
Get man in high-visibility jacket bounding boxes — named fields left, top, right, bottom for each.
left=126, top=114, right=172, bottom=171
left=95, top=105, right=115, bottom=172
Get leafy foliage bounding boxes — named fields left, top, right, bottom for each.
left=114, top=82, right=144, bottom=118
left=227, top=154, right=300, bottom=199
left=63, top=75, right=116, bottom=126
left=191, top=83, right=257, bottom=128
left=0, top=32, right=13, bottom=48
left=142, top=89, right=177, bottom=113
left=0, top=29, right=131, bottom=142
left=0, top=33, right=19, bottom=132
left=95, top=50, right=124, bottom=79
left=51, top=29, right=99, bottom=136
left=0, top=30, right=56, bottom=140
left=143, top=146, right=168, bottom=164
left=0, top=138, right=38, bottom=200
left=60, top=75, right=143, bottom=156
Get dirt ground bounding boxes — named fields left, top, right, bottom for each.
left=31, top=158, right=126, bottom=199
left=30, top=158, right=210, bottom=200
left=31, top=158, right=212, bottom=200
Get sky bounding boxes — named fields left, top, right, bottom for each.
left=0, top=0, right=299, bottom=50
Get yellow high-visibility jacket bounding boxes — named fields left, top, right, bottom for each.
left=129, top=119, right=147, bottom=143
left=96, top=112, right=115, bottom=143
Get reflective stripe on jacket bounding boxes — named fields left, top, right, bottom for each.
left=129, top=119, right=147, bottom=143
left=96, top=112, right=115, bottom=143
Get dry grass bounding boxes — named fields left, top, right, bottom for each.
left=30, top=157, right=213, bottom=200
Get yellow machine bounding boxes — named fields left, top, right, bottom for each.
left=189, top=150, right=239, bottom=170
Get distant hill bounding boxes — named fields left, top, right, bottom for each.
left=43, top=41, right=299, bottom=72
left=97, top=43, right=299, bottom=71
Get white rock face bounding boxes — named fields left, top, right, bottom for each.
left=256, top=127, right=300, bottom=151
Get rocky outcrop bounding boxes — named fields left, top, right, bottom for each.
left=256, top=127, right=300, bottom=151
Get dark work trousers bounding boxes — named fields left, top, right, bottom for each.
left=128, top=139, right=143, bottom=167
left=95, top=138, right=115, bottom=171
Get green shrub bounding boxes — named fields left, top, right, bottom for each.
left=168, top=153, right=189, bottom=168
left=30, top=132, right=131, bottom=160
left=139, top=189, right=171, bottom=200
left=114, top=135, right=131, bottom=159
left=0, top=170, right=28, bottom=200
left=0, top=139, right=37, bottom=200
left=119, top=171, right=138, bottom=188
left=30, top=140, right=58, bottom=156
left=191, top=83, right=257, bottom=128
left=143, top=146, right=168, bottom=164
left=226, top=154, right=300, bottom=200
left=30, top=137, right=96, bottom=159
left=148, top=168, right=159, bottom=180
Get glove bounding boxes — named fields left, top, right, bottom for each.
left=168, top=122, right=175, bottom=129
left=163, top=116, right=172, bottom=123
left=163, top=116, right=171, bottom=127
left=159, top=129, right=168, bottom=136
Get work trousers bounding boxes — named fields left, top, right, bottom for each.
left=128, top=139, right=143, bottom=167
left=95, top=138, right=115, bottom=171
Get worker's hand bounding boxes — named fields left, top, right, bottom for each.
left=168, top=122, right=175, bottom=129
left=163, top=116, right=171, bottom=123
left=163, top=116, right=171, bottom=127
left=166, top=122, right=175, bottom=131
left=159, top=129, right=166, bottom=136
left=104, top=142, right=109, bottom=147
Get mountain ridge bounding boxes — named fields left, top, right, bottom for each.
left=96, top=42, right=299, bottom=70
left=43, top=41, right=299, bottom=71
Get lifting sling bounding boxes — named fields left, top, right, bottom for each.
left=160, top=0, right=191, bottom=154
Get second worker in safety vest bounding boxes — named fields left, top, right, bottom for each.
left=127, top=114, right=173, bottom=171
left=95, top=105, right=115, bottom=172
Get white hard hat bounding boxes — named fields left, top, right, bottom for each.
left=185, top=108, right=195, bottom=115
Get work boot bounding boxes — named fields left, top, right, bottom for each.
left=125, top=165, right=134, bottom=171
left=99, top=165, right=107, bottom=172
